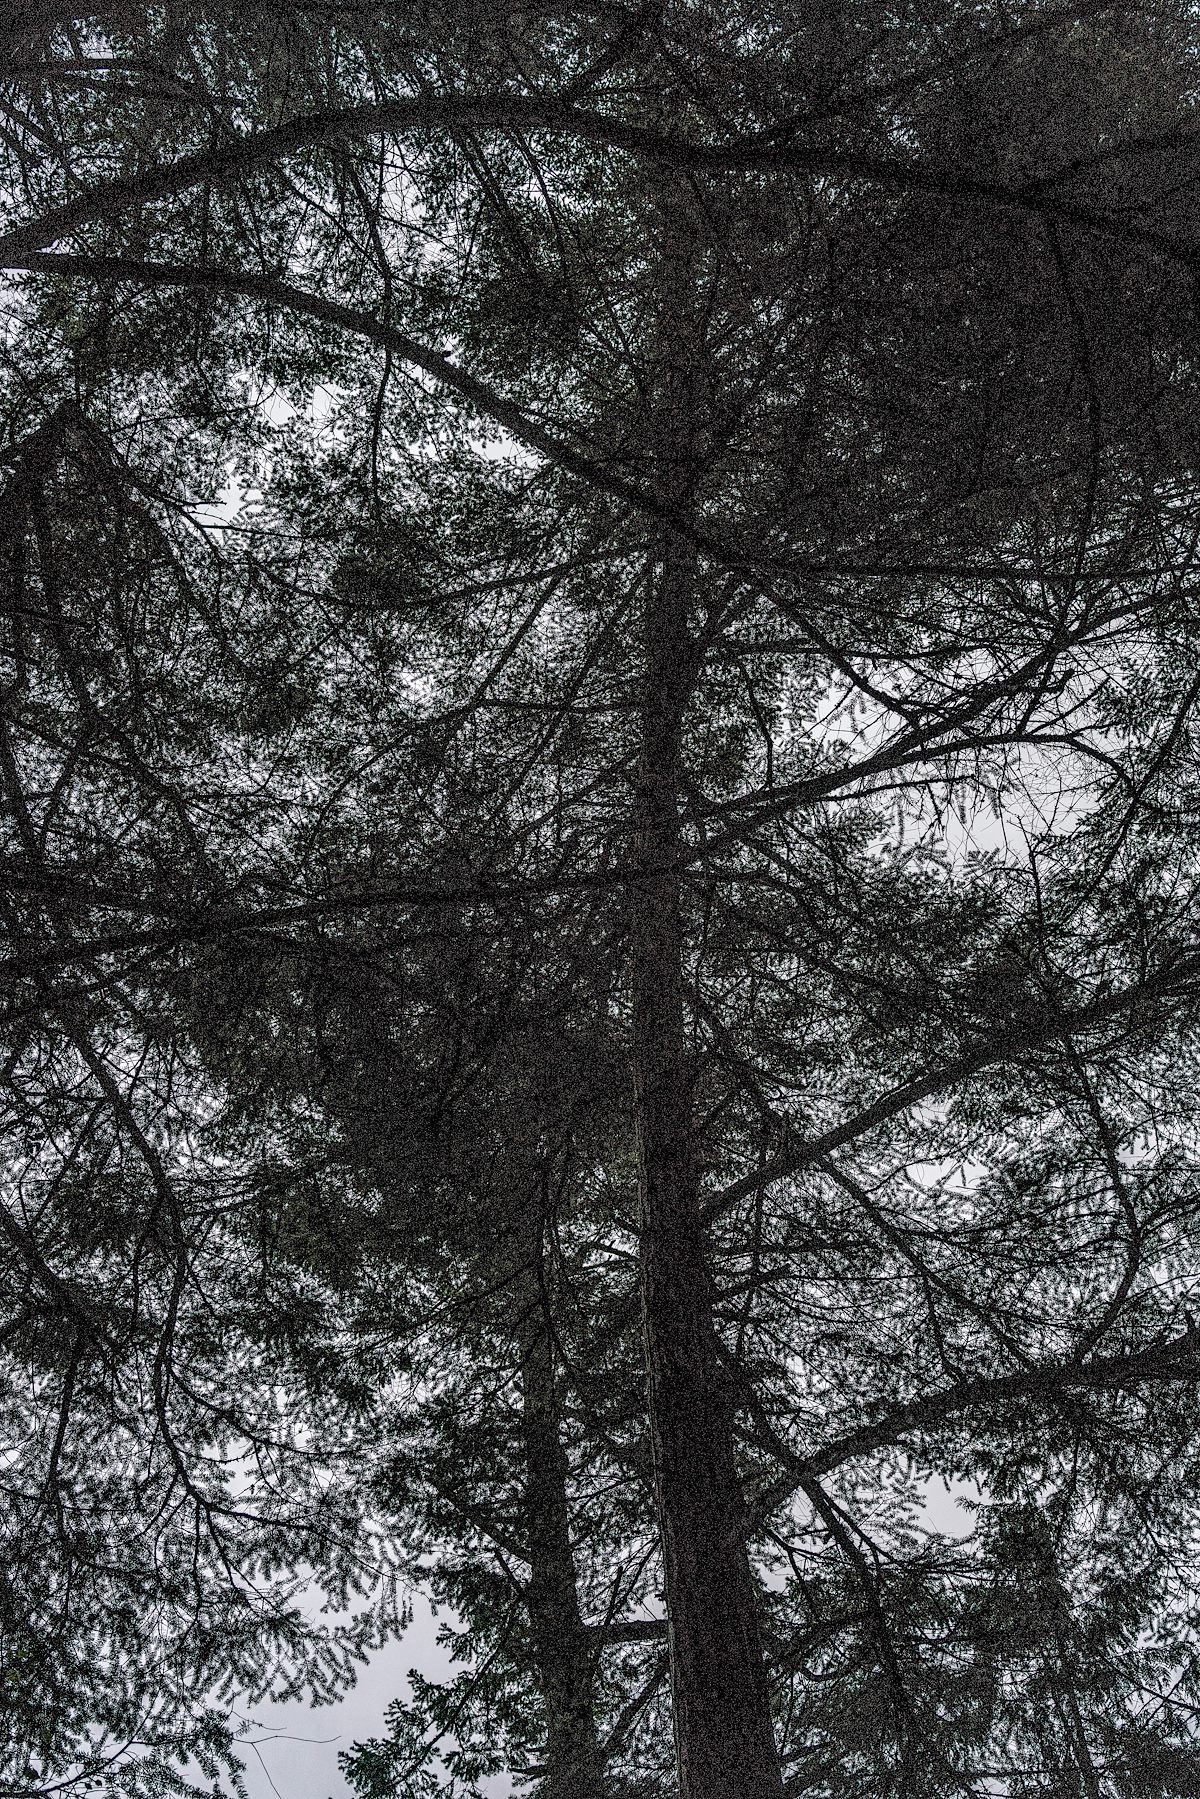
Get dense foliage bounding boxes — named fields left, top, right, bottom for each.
left=6, top=5, right=1200, bottom=1797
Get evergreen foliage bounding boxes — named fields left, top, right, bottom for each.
left=6, top=6, right=1200, bottom=1796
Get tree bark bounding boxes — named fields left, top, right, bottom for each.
left=629, top=176, right=784, bottom=1799
left=519, top=1198, right=606, bottom=1799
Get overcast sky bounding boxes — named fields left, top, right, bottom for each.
left=228, top=1594, right=514, bottom=1799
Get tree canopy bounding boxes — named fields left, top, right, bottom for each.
left=6, top=6, right=1200, bottom=1798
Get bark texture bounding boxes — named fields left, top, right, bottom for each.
left=629, top=176, right=784, bottom=1799
left=519, top=1200, right=606, bottom=1799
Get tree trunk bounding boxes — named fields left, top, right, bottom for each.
left=629, top=177, right=784, bottom=1799
left=519, top=1198, right=606, bottom=1799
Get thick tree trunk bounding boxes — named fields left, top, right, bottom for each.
left=629, top=180, right=784, bottom=1799
left=518, top=1204, right=606, bottom=1799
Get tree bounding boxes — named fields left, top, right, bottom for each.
left=0, top=398, right=386, bottom=1795
left=7, top=5, right=1200, bottom=1797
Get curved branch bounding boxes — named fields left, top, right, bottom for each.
left=749, top=1325, right=1200, bottom=1525
left=0, top=92, right=1196, bottom=270
left=4, top=251, right=1165, bottom=592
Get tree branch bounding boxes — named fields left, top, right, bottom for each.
left=708, top=955, right=1200, bottom=1217
left=1, top=91, right=1196, bottom=270
left=749, top=1325, right=1200, bottom=1523
left=6, top=250, right=1171, bottom=598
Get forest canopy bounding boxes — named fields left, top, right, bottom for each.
left=5, top=5, right=1200, bottom=1798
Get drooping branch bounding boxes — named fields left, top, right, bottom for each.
left=1, top=90, right=1197, bottom=270
left=5, top=252, right=1174, bottom=595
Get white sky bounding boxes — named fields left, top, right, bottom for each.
left=229, top=1594, right=513, bottom=1799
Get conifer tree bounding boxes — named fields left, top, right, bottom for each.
left=8, top=6, right=1200, bottom=1797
